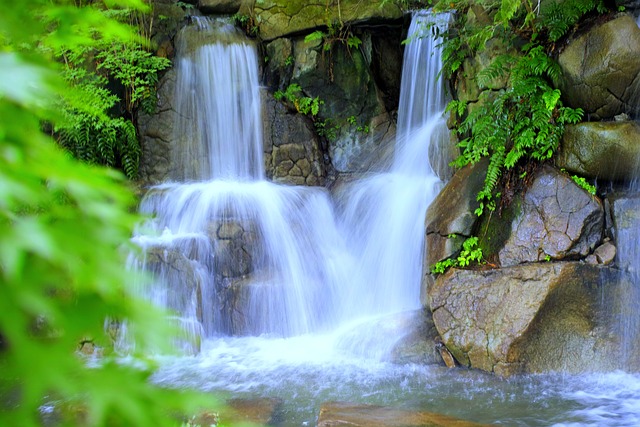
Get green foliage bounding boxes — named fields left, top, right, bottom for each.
left=274, top=83, right=323, bottom=117
left=0, top=1, right=216, bottom=425
left=564, top=172, right=597, bottom=195
left=49, top=3, right=171, bottom=179
left=346, top=115, right=370, bottom=134
left=454, top=45, right=583, bottom=215
left=430, top=237, right=483, bottom=274
left=315, top=119, right=340, bottom=140
left=285, top=55, right=294, bottom=66
left=231, top=12, right=258, bottom=36
left=540, top=0, right=606, bottom=42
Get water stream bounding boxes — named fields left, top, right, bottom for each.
left=130, top=13, right=640, bottom=426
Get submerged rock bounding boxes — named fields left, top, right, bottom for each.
left=428, top=262, right=621, bottom=376
left=317, top=402, right=489, bottom=427
left=193, top=397, right=283, bottom=426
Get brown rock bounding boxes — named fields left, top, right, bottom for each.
left=424, top=159, right=487, bottom=267
left=317, top=402, right=488, bottom=427
left=428, top=262, right=620, bottom=376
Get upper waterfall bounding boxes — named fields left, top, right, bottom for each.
left=171, top=17, right=264, bottom=181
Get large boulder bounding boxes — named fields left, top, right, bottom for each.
left=428, top=263, right=622, bottom=376
left=317, top=402, right=489, bottom=427
left=556, top=121, right=640, bottom=182
left=482, top=166, right=603, bottom=266
left=246, top=0, right=403, bottom=41
left=556, top=14, right=640, bottom=120
left=424, top=159, right=487, bottom=267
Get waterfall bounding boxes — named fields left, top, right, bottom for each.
left=130, top=12, right=450, bottom=357
left=130, top=18, right=350, bottom=344
left=335, top=11, right=450, bottom=323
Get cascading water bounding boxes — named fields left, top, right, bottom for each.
left=132, top=11, right=640, bottom=427
left=130, top=18, right=351, bottom=343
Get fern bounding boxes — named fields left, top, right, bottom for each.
left=541, top=0, right=606, bottom=42
left=454, top=45, right=583, bottom=215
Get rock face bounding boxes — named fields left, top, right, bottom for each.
left=248, top=0, right=403, bottom=41
left=291, top=37, right=396, bottom=174
left=317, top=402, right=489, bottom=427
left=424, top=159, right=487, bottom=267
left=557, top=14, right=640, bottom=120
left=428, top=263, right=619, bottom=376
left=483, top=166, right=603, bottom=266
left=262, top=93, right=327, bottom=185
left=556, top=121, right=640, bottom=181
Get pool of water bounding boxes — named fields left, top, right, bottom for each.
left=151, top=336, right=640, bottom=426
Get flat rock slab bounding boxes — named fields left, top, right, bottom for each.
left=317, top=402, right=489, bottom=427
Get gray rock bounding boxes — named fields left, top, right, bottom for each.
left=557, top=14, right=640, bottom=120
left=262, top=92, right=326, bottom=185
left=428, top=263, right=621, bottom=376
left=494, top=166, right=603, bottom=266
left=556, top=121, right=640, bottom=182
left=424, top=159, right=488, bottom=267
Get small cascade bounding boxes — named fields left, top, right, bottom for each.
left=334, top=11, right=451, bottom=327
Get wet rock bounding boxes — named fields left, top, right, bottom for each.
left=556, top=121, right=640, bottom=181
left=557, top=14, right=640, bottom=120
left=317, top=402, right=489, bottom=427
left=609, top=193, right=640, bottom=272
left=428, top=263, right=620, bottom=376
left=424, top=159, right=488, bottom=267
left=484, top=166, right=603, bottom=266
left=250, top=0, right=403, bottom=41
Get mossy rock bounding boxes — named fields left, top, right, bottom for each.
left=250, top=0, right=403, bottom=41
